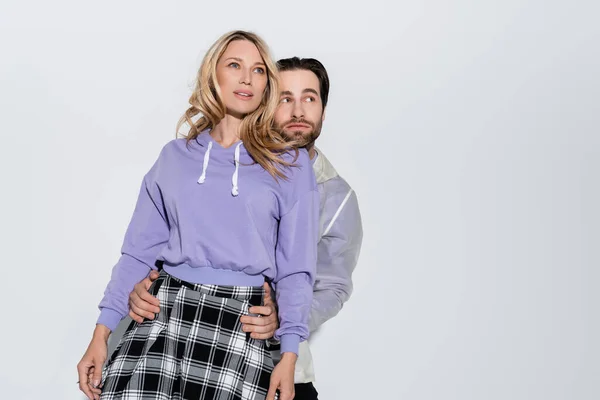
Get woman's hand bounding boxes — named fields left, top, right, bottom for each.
left=267, top=352, right=297, bottom=400
left=77, top=325, right=110, bottom=400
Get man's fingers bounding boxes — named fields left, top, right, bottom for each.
left=149, top=270, right=160, bottom=280
left=129, top=310, right=144, bottom=324
left=130, top=295, right=160, bottom=315
left=244, top=318, right=277, bottom=338
left=143, top=273, right=159, bottom=290
left=129, top=302, right=156, bottom=321
left=243, top=319, right=277, bottom=333
left=248, top=305, right=273, bottom=317
left=130, top=288, right=160, bottom=312
left=240, top=315, right=269, bottom=326
left=246, top=306, right=277, bottom=324
left=262, top=282, right=273, bottom=303
left=136, top=284, right=160, bottom=307
left=250, top=332, right=274, bottom=340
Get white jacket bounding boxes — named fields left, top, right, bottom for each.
left=271, top=148, right=363, bottom=383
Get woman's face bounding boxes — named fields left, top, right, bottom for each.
left=216, top=40, right=268, bottom=118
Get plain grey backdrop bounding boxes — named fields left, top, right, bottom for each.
left=0, top=0, right=598, bottom=399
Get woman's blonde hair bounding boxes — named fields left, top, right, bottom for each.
left=177, top=30, right=297, bottom=180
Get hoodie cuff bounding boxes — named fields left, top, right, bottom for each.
left=279, top=333, right=301, bottom=355
left=96, top=308, right=122, bottom=332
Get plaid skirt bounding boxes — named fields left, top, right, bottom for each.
left=100, top=270, right=275, bottom=400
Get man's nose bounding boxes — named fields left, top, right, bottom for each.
left=292, top=102, right=304, bottom=118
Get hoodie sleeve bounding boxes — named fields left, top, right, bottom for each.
left=97, top=157, right=170, bottom=331
left=272, top=156, right=319, bottom=355
left=309, top=189, right=363, bottom=332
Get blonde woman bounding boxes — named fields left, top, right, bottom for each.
left=77, top=30, right=318, bottom=400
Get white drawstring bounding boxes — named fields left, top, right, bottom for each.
left=231, top=142, right=242, bottom=196
left=197, top=141, right=213, bottom=184
left=198, top=139, right=242, bottom=196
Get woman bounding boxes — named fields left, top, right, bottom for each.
left=77, top=30, right=318, bottom=400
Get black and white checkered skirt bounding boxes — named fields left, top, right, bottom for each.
left=100, top=269, right=275, bottom=400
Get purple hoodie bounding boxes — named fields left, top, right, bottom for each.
left=97, top=130, right=319, bottom=355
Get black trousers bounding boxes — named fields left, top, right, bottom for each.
left=294, top=382, right=319, bottom=400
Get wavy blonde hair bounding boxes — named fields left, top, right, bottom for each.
left=177, top=30, right=298, bottom=180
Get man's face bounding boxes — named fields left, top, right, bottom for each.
left=274, top=69, right=325, bottom=147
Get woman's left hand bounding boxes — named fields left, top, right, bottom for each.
left=77, top=325, right=110, bottom=400
left=267, top=352, right=297, bottom=400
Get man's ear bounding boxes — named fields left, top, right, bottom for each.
left=322, top=107, right=327, bottom=122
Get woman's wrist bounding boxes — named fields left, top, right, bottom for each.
left=93, top=324, right=111, bottom=342
left=280, top=352, right=298, bottom=363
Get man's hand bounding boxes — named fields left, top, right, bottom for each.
left=240, top=282, right=279, bottom=339
left=128, top=270, right=160, bottom=323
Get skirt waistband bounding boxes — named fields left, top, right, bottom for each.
left=156, top=268, right=265, bottom=304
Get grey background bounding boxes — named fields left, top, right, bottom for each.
left=0, top=0, right=597, bottom=399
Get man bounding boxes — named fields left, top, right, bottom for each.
left=123, top=57, right=363, bottom=399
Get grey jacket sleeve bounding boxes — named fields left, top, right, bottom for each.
left=309, top=189, right=363, bottom=332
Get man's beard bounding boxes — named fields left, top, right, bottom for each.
left=277, top=117, right=322, bottom=148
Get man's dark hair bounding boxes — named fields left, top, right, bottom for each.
left=276, top=57, right=330, bottom=109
